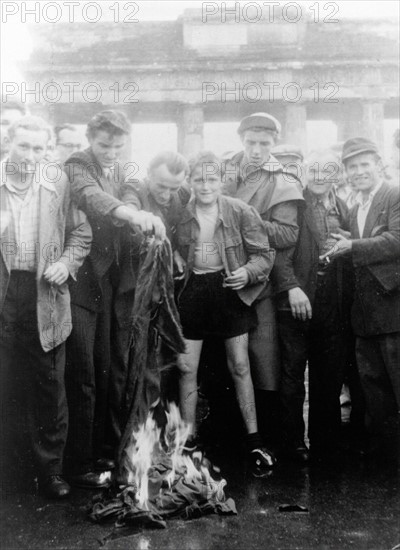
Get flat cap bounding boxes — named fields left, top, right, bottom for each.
left=341, top=137, right=380, bottom=162
left=272, top=143, right=303, bottom=161
left=88, top=109, right=131, bottom=134
left=238, top=112, right=281, bottom=135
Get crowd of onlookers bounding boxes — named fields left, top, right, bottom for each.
left=0, top=100, right=399, bottom=499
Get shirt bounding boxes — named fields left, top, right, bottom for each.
left=0, top=161, right=50, bottom=272
left=193, top=203, right=224, bottom=274
left=355, top=181, right=383, bottom=237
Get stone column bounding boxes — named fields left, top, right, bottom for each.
left=336, top=103, right=363, bottom=142
left=177, top=104, right=204, bottom=158
left=361, top=100, right=385, bottom=151
left=284, top=103, right=307, bottom=152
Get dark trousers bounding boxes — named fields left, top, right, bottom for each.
left=356, top=332, right=400, bottom=436
left=65, top=273, right=114, bottom=474
left=278, top=275, right=348, bottom=448
left=106, top=290, right=134, bottom=451
left=0, top=271, right=67, bottom=478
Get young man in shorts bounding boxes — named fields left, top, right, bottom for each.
left=174, top=151, right=276, bottom=472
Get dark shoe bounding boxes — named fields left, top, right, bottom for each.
left=249, top=447, right=277, bottom=473
left=39, top=475, right=70, bottom=499
left=94, top=458, right=115, bottom=472
left=68, top=471, right=112, bottom=489
left=286, top=441, right=310, bottom=464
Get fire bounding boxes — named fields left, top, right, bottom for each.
left=125, top=414, right=161, bottom=509
left=121, top=403, right=224, bottom=511
left=90, top=402, right=237, bottom=531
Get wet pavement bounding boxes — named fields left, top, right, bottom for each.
left=1, top=440, right=399, bottom=550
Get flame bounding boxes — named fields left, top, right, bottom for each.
left=125, top=414, right=161, bottom=509
left=122, top=402, right=225, bottom=511
left=163, top=402, right=192, bottom=487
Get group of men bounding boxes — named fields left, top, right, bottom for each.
left=0, top=103, right=399, bottom=500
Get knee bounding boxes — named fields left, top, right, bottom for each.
left=230, top=360, right=250, bottom=380
left=178, top=356, right=198, bottom=380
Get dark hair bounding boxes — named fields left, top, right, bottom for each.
left=148, top=151, right=189, bottom=176
left=188, top=151, right=224, bottom=178
left=54, top=123, right=78, bottom=143
left=86, top=110, right=131, bottom=139
left=1, top=100, right=27, bottom=117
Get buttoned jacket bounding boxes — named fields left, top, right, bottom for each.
left=349, top=182, right=400, bottom=336
left=175, top=195, right=275, bottom=306
left=0, top=163, right=92, bottom=351
left=276, top=188, right=353, bottom=320
left=64, top=148, right=127, bottom=312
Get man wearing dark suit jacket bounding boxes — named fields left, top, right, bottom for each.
left=64, top=110, right=166, bottom=488
left=276, top=149, right=354, bottom=462
left=323, top=137, right=400, bottom=455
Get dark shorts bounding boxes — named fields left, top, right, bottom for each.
left=178, top=271, right=256, bottom=340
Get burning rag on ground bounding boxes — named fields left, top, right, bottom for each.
left=89, top=238, right=237, bottom=535
left=117, top=237, right=186, bottom=475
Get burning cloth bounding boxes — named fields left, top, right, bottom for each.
left=90, top=239, right=236, bottom=534
left=90, top=404, right=237, bottom=535
left=117, top=237, right=186, bottom=472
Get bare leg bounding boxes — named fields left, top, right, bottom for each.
left=224, top=333, right=258, bottom=435
left=178, top=339, right=203, bottom=436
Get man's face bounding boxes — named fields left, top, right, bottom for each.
left=1, top=108, right=24, bottom=158
left=147, top=163, right=186, bottom=207
left=8, top=128, right=49, bottom=177
left=344, top=153, right=382, bottom=194
left=241, top=130, right=275, bottom=166
left=306, top=154, right=340, bottom=197
left=88, top=130, right=127, bottom=168
left=56, top=128, right=82, bottom=163
left=190, top=165, right=222, bottom=207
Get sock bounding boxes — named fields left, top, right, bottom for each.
left=246, top=432, right=263, bottom=452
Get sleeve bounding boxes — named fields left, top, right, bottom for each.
left=271, top=247, right=300, bottom=294
left=240, top=205, right=275, bottom=285
left=120, top=178, right=143, bottom=210
left=351, top=189, right=400, bottom=267
left=66, top=162, right=123, bottom=219
left=263, top=200, right=300, bottom=249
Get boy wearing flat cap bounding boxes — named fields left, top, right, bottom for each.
left=223, top=112, right=304, bottom=451
left=64, top=110, right=166, bottom=488
left=323, top=137, right=400, bottom=456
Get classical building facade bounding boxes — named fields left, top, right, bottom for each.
left=22, top=8, right=399, bottom=157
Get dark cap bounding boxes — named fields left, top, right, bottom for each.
left=272, top=143, right=303, bottom=162
left=341, top=137, right=380, bottom=162
left=238, top=112, right=281, bottom=135
left=88, top=109, right=131, bottom=135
